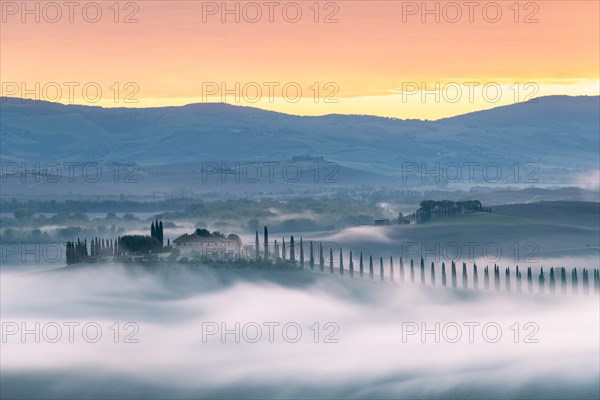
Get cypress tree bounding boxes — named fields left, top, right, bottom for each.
left=441, top=262, right=447, bottom=287
left=339, top=248, right=344, bottom=275
left=594, top=269, right=600, bottom=294
left=560, top=267, right=567, bottom=295
left=282, top=238, right=287, bottom=261
left=359, top=252, right=364, bottom=278
left=290, top=236, right=296, bottom=263
left=430, top=261, right=435, bottom=287
left=329, top=248, right=334, bottom=274
left=319, top=243, right=324, bottom=271
left=151, top=221, right=155, bottom=240
left=572, top=268, right=578, bottom=295
left=549, top=268, right=556, bottom=294
left=451, top=261, right=457, bottom=288
left=309, top=241, right=314, bottom=269
left=369, top=256, right=374, bottom=279
left=462, top=262, right=468, bottom=289
left=516, top=266, right=522, bottom=293
left=299, top=238, right=304, bottom=268
left=473, top=263, right=478, bottom=290
left=484, top=266, right=489, bottom=290
left=494, top=265, right=500, bottom=291
left=255, top=231, right=260, bottom=261
left=539, top=268, right=545, bottom=294
left=380, top=257, right=384, bottom=281
left=410, top=259, right=415, bottom=283
left=505, top=267, right=511, bottom=292
left=159, top=221, right=164, bottom=246
left=420, top=257, right=425, bottom=285
left=399, top=257, right=405, bottom=282
left=390, top=256, right=394, bottom=282
left=274, top=240, right=280, bottom=261
left=527, top=267, right=533, bottom=293
left=264, top=226, right=269, bottom=261
left=582, top=269, right=589, bottom=295
left=349, top=251, right=354, bottom=278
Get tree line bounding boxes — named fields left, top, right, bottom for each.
left=413, top=200, right=491, bottom=224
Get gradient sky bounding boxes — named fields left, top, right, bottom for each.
left=1, top=0, right=598, bottom=119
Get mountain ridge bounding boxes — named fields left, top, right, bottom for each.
left=1, top=96, right=598, bottom=183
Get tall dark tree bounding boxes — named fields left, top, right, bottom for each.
left=255, top=231, right=260, bottom=261
left=430, top=261, right=436, bottom=286
left=462, top=262, right=468, bottom=289
left=309, top=241, right=314, bottom=269
left=527, top=267, right=533, bottom=293
left=339, top=249, right=344, bottom=275
left=473, top=263, right=478, bottom=290
left=299, top=238, right=304, bottom=268
left=380, top=257, right=384, bottom=281
left=582, top=269, right=589, bottom=295
left=451, top=261, right=457, bottom=288
left=349, top=251, right=354, bottom=278
left=319, top=243, right=324, bottom=271
left=290, top=236, right=296, bottom=263
left=539, top=268, right=545, bottom=294
left=369, top=256, right=374, bottom=279
left=158, top=221, right=164, bottom=246
left=494, top=265, right=500, bottom=291
left=282, top=238, right=287, bottom=261
left=329, top=248, right=334, bottom=274
left=399, top=257, right=405, bottom=282
left=390, top=256, right=394, bottom=282
left=359, top=252, right=364, bottom=278
left=410, top=259, right=415, bottom=283
left=505, top=267, right=511, bottom=292
left=441, top=262, right=447, bottom=287
left=274, top=240, right=280, bottom=261
left=484, top=266, right=490, bottom=290
left=151, top=221, right=156, bottom=240
left=549, top=268, right=556, bottom=294
left=264, top=226, right=269, bottom=261
left=572, top=268, right=578, bottom=295
left=516, top=266, right=522, bottom=293
left=420, top=257, right=425, bottom=285
left=560, top=267, right=567, bottom=295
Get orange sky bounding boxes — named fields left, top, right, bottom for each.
left=1, top=0, right=598, bottom=119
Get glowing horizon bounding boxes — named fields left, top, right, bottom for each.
left=1, top=0, right=598, bottom=119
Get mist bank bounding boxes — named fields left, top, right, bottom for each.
left=1, top=264, right=598, bottom=399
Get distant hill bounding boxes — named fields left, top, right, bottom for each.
left=325, top=200, right=600, bottom=262
left=1, top=95, right=598, bottom=184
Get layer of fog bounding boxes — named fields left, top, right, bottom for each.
left=1, top=263, right=598, bottom=399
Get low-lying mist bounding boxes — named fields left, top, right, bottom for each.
left=1, top=263, right=598, bottom=399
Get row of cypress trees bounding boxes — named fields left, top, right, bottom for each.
left=254, top=228, right=600, bottom=295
